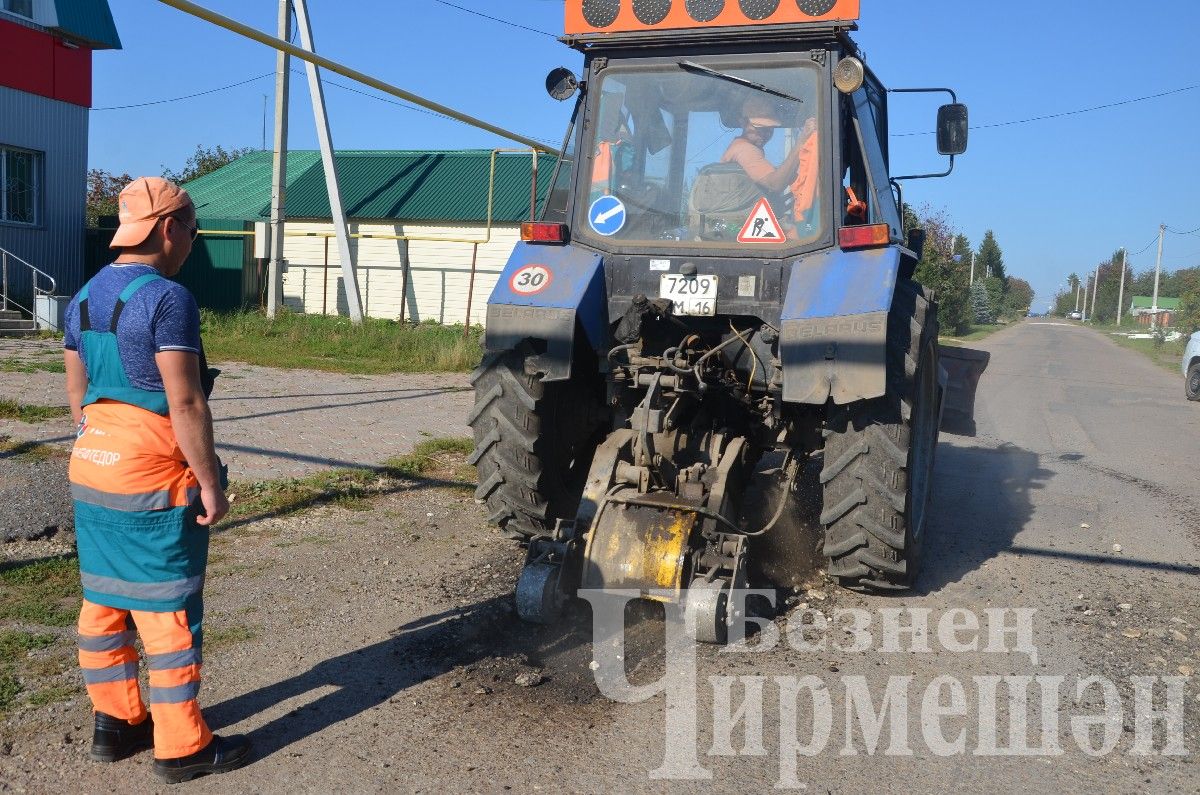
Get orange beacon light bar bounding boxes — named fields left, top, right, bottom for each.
left=566, top=0, right=861, bottom=36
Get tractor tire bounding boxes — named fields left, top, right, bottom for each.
left=469, top=345, right=603, bottom=541
left=1186, top=362, right=1200, bottom=402
left=819, top=279, right=940, bottom=591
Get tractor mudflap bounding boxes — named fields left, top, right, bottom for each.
left=937, top=345, right=991, bottom=437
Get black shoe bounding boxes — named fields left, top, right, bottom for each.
left=153, top=734, right=252, bottom=784
left=90, top=711, right=154, bottom=762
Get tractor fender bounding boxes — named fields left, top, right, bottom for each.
left=778, top=246, right=900, bottom=405
left=484, top=242, right=608, bottom=382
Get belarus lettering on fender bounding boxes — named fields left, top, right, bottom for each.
left=72, top=447, right=122, bottom=467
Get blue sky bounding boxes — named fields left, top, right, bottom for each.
left=90, top=1, right=1200, bottom=309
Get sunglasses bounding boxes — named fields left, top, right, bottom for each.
left=160, top=214, right=199, bottom=241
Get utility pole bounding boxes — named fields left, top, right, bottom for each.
left=1074, top=280, right=1080, bottom=312
left=266, top=0, right=290, bottom=320
left=1089, top=264, right=1099, bottom=322
left=293, top=0, right=363, bottom=324
left=969, top=251, right=975, bottom=286
left=1151, top=223, right=1165, bottom=330
left=1116, top=247, right=1127, bottom=326
left=1081, top=275, right=1089, bottom=322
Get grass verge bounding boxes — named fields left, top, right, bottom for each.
left=0, top=555, right=81, bottom=627
left=1090, top=325, right=1189, bottom=373
left=201, top=309, right=482, bottom=374
left=0, top=614, right=73, bottom=714
left=0, top=358, right=65, bottom=374
left=0, top=436, right=69, bottom=462
left=225, top=437, right=475, bottom=523
left=0, top=400, right=70, bottom=423
left=939, top=323, right=1008, bottom=346
left=205, top=623, right=258, bottom=648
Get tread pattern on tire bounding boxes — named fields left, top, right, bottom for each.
left=820, top=279, right=939, bottom=590
left=1186, top=362, right=1200, bottom=402
left=469, top=346, right=600, bottom=540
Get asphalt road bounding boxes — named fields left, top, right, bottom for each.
left=3, top=321, right=1197, bottom=793
left=545, top=320, right=1200, bottom=793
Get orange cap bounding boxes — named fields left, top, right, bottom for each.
left=110, top=177, right=193, bottom=249
left=743, top=97, right=782, bottom=128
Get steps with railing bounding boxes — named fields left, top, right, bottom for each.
left=0, top=245, right=58, bottom=336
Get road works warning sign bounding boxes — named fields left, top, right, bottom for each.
left=737, top=199, right=785, bottom=244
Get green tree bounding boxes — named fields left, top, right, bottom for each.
left=910, top=206, right=971, bottom=335
left=1002, top=277, right=1035, bottom=318
left=982, top=275, right=1005, bottom=320
left=970, top=281, right=993, bottom=324
left=976, top=230, right=1006, bottom=283
left=1173, top=268, right=1200, bottom=332
left=952, top=233, right=972, bottom=260
left=162, top=144, right=255, bottom=185
left=86, top=168, right=133, bottom=227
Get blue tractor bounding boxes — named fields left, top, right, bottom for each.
left=470, top=0, right=976, bottom=641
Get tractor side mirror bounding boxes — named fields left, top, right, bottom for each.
left=937, top=104, right=969, bottom=156
left=906, top=227, right=926, bottom=262
left=545, top=67, right=580, bottom=102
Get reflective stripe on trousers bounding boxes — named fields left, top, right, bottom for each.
left=78, top=598, right=212, bottom=759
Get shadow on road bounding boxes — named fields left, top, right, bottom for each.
left=202, top=591, right=634, bottom=764
left=918, top=441, right=1052, bottom=593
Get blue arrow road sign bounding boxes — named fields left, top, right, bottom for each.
left=588, top=196, right=627, bottom=236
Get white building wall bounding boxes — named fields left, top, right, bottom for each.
left=277, top=220, right=518, bottom=325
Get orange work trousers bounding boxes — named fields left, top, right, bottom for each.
left=78, top=598, right=212, bottom=759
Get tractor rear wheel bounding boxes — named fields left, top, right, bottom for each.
left=819, top=280, right=940, bottom=591
left=469, top=346, right=604, bottom=541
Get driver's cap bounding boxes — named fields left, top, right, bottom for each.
left=742, top=96, right=782, bottom=127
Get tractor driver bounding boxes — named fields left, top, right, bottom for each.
left=721, top=96, right=808, bottom=195
left=721, top=96, right=820, bottom=234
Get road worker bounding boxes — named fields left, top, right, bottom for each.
left=63, top=177, right=249, bottom=784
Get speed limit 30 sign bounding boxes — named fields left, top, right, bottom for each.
left=509, top=264, right=553, bottom=295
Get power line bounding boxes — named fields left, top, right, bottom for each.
left=92, top=72, right=274, bottom=110
left=307, top=69, right=559, bottom=146
left=428, top=0, right=557, bottom=38
left=1128, top=234, right=1163, bottom=258
left=1166, top=225, right=1200, bottom=236
left=893, top=82, right=1200, bottom=137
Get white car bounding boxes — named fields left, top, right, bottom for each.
left=1068, top=311, right=1083, bottom=320
left=1185, top=331, right=1200, bottom=401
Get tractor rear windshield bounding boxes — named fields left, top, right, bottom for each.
left=578, top=57, right=825, bottom=251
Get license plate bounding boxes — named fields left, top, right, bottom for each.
left=660, top=274, right=718, bottom=316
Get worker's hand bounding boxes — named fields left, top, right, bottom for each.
left=196, top=485, right=229, bottom=527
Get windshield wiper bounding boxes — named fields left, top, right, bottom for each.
left=678, top=61, right=804, bottom=104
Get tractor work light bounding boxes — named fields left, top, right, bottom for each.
left=838, top=223, right=890, bottom=250
left=834, top=57, right=865, bottom=94
left=521, top=222, right=569, bottom=243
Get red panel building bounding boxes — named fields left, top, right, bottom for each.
left=0, top=0, right=121, bottom=314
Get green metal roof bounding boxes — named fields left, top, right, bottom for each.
left=1130, top=296, right=1181, bottom=310
left=183, top=150, right=558, bottom=224
left=52, top=0, right=121, bottom=49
